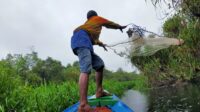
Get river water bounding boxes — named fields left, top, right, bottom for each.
left=121, top=84, right=200, bottom=112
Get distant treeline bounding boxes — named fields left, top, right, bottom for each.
left=0, top=52, right=139, bottom=86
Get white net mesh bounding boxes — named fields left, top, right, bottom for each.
left=129, top=34, right=182, bottom=56
left=107, top=26, right=183, bottom=57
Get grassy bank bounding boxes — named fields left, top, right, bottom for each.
left=0, top=80, right=138, bottom=112
left=0, top=52, right=149, bottom=112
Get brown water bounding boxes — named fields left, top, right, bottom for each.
left=121, top=85, right=200, bottom=112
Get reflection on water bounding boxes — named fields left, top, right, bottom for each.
left=121, top=90, right=148, bottom=112
left=121, top=85, right=200, bottom=112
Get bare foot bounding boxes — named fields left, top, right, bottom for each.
left=96, top=89, right=111, bottom=98
left=78, top=104, right=94, bottom=112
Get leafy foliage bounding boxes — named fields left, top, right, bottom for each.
left=131, top=0, right=200, bottom=86
left=0, top=51, right=147, bottom=111
left=149, top=0, right=200, bottom=18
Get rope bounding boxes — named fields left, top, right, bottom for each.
left=126, top=23, right=164, bottom=37
left=106, top=38, right=140, bottom=47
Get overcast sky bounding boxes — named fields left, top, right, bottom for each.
left=0, top=0, right=165, bottom=72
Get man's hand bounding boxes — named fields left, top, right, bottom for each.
left=119, top=25, right=127, bottom=33
left=102, top=45, right=108, bottom=51
left=99, top=42, right=108, bottom=51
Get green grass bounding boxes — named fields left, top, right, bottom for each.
left=0, top=80, right=139, bottom=112
left=0, top=58, right=148, bottom=112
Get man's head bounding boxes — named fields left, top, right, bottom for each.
left=87, top=10, right=98, bottom=19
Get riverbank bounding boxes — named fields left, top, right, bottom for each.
left=0, top=80, right=136, bottom=112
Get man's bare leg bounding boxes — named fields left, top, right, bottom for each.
left=95, top=68, right=110, bottom=98
left=78, top=73, right=92, bottom=112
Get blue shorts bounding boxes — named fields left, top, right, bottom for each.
left=74, top=47, right=104, bottom=74
left=71, top=30, right=93, bottom=54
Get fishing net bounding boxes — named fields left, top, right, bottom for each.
left=107, top=24, right=184, bottom=57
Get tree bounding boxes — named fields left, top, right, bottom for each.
left=129, top=0, right=200, bottom=86
left=149, top=0, right=200, bottom=18
left=32, top=57, right=65, bottom=83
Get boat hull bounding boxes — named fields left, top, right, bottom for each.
left=63, top=95, right=134, bottom=112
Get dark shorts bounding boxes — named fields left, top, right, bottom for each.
left=74, top=47, right=104, bottom=74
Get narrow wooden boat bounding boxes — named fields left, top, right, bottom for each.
left=64, top=94, right=134, bottom=112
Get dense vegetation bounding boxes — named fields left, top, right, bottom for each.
left=131, top=0, right=200, bottom=86
left=1, top=0, right=199, bottom=111
left=0, top=52, right=147, bottom=111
